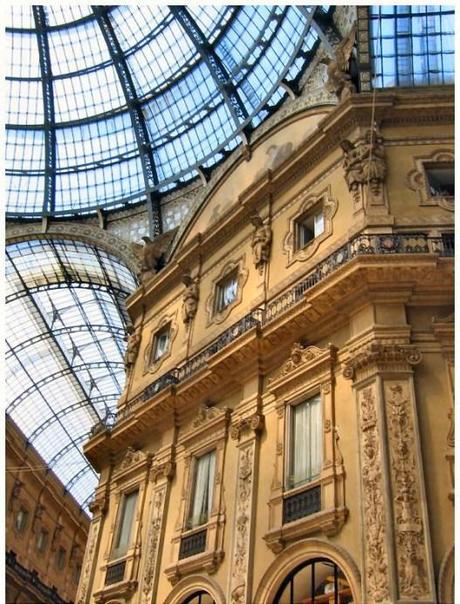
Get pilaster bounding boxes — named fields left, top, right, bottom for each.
left=344, top=341, right=436, bottom=603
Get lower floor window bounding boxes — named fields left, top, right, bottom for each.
left=183, top=591, right=215, bottom=604
left=188, top=450, right=216, bottom=528
left=288, top=395, right=322, bottom=489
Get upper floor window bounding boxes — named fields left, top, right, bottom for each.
left=183, top=591, right=216, bottom=604
left=56, top=547, right=66, bottom=570
left=425, top=163, right=454, bottom=197
left=287, top=395, right=323, bottom=490
left=214, top=270, right=238, bottom=314
left=36, top=529, right=48, bottom=553
left=112, top=490, right=138, bottom=559
left=369, top=5, right=454, bottom=88
left=188, top=451, right=216, bottom=529
left=14, top=507, right=28, bottom=532
left=295, top=205, right=324, bottom=251
left=152, top=324, right=171, bottom=362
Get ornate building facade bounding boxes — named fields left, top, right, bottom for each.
left=78, top=86, right=454, bottom=604
left=5, top=5, right=454, bottom=604
left=6, top=417, right=89, bottom=604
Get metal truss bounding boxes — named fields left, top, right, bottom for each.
left=169, top=6, right=250, bottom=145
left=32, top=6, right=56, bottom=216
left=91, top=5, right=162, bottom=237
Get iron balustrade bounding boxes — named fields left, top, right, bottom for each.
left=179, top=529, right=207, bottom=559
left=283, top=485, right=321, bottom=523
left=6, top=550, right=71, bottom=604
left=90, top=231, right=454, bottom=432
left=105, top=560, right=126, bottom=585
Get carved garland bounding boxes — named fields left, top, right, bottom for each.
left=230, top=443, right=255, bottom=603
left=358, top=386, right=390, bottom=603
left=384, top=382, right=429, bottom=600
left=141, top=486, right=167, bottom=603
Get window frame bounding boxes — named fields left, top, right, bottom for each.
left=205, top=257, right=248, bottom=326
left=283, top=187, right=337, bottom=266
left=213, top=269, right=239, bottom=315
left=186, top=449, right=217, bottom=530
left=264, top=344, right=347, bottom=552
left=14, top=506, right=29, bottom=533
left=144, top=312, right=178, bottom=374
left=294, top=204, right=325, bottom=251
left=111, top=488, right=139, bottom=561
left=165, top=405, right=231, bottom=583
left=152, top=323, right=171, bottom=363
left=36, top=528, right=49, bottom=553
left=406, top=149, right=454, bottom=211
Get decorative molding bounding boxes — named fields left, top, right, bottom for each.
left=406, top=149, right=454, bottom=211
left=205, top=256, right=249, bottom=326
left=283, top=187, right=338, bottom=265
left=343, top=343, right=422, bottom=381
left=384, top=382, right=430, bottom=600
left=113, top=447, right=151, bottom=483
left=358, top=386, right=390, bottom=603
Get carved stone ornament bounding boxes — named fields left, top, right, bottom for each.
left=150, top=460, right=175, bottom=483
left=385, top=382, right=430, bottom=599
left=230, top=412, right=265, bottom=440
left=406, top=149, right=454, bottom=211
left=230, top=444, right=255, bottom=603
left=141, top=487, right=166, bottom=603
left=123, top=324, right=141, bottom=378
left=341, top=122, right=386, bottom=204
left=358, top=386, right=390, bottom=603
left=343, top=343, right=421, bottom=381
left=181, top=273, right=199, bottom=325
left=323, top=28, right=357, bottom=101
left=250, top=213, right=272, bottom=275
left=130, top=229, right=177, bottom=282
left=192, top=404, right=228, bottom=428
left=270, top=343, right=337, bottom=384
left=77, top=519, right=100, bottom=604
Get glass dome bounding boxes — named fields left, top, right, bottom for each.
left=5, top=5, right=331, bottom=218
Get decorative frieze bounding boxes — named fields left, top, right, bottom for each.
left=343, top=343, right=422, bottom=381
left=230, top=412, right=264, bottom=441
left=384, top=382, right=430, bottom=600
left=358, top=386, right=390, bottom=603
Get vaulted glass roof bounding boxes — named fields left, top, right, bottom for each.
left=6, top=240, right=137, bottom=511
left=5, top=5, right=330, bottom=218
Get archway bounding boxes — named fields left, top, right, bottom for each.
left=253, top=539, right=361, bottom=604
left=163, top=575, right=226, bottom=604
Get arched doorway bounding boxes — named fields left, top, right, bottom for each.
left=273, top=557, right=353, bottom=603
left=182, top=591, right=215, bottom=604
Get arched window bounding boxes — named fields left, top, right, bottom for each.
left=273, top=557, right=353, bottom=604
left=182, top=591, right=215, bottom=604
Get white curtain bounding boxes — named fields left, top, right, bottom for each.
left=314, top=211, right=324, bottom=237
left=190, top=451, right=216, bottom=527
left=114, top=490, right=138, bottom=557
left=291, top=395, right=322, bottom=487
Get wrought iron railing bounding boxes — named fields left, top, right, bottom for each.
left=179, top=529, right=207, bottom=559
left=105, top=560, right=126, bottom=585
left=6, top=550, right=72, bottom=604
left=90, top=231, right=453, bottom=432
left=283, top=485, right=321, bottom=523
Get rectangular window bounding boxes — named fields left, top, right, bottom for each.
left=295, top=206, right=324, bottom=250
left=36, top=529, right=48, bottom=553
left=425, top=163, right=454, bottom=197
left=15, top=508, right=28, bottom=532
left=56, top=547, right=66, bottom=570
left=152, top=324, right=170, bottom=362
left=214, top=270, right=238, bottom=313
left=287, top=395, right=323, bottom=489
left=188, top=451, right=216, bottom=528
left=112, top=490, right=138, bottom=559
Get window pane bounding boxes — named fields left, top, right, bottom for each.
left=289, top=395, right=322, bottom=487
left=114, top=490, right=138, bottom=557
left=189, top=451, right=216, bottom=527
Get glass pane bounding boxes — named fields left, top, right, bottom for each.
left=114, top=490, right=138, bottom=557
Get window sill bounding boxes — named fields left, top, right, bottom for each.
left=263, top=506, right=348, bottom=554
left=164, top=548, right=224, bottom=585
left=93, top=579, right=138, bottom=604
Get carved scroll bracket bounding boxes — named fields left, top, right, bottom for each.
left=230, top=412, right=265, bottom=441
left=343, top=343, right=422, bottom=382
